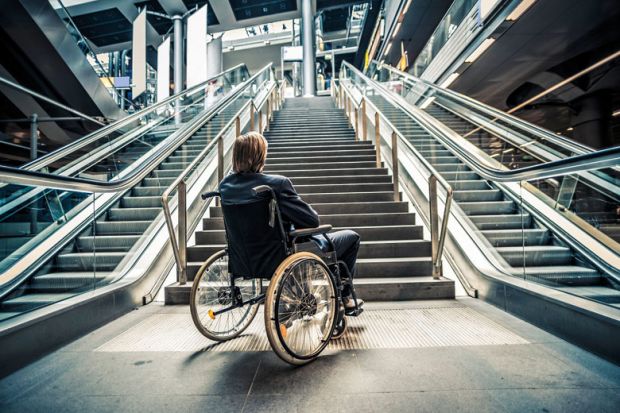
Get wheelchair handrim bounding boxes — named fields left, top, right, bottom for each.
left=273, top=257, right=337, bottom=360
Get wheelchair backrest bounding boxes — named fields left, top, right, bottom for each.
left=221, top=197, right=289, bottom=279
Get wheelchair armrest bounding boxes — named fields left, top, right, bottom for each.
left=289, top=224, right=332, bottom=238
left=202, top=191, right=220, bottom=200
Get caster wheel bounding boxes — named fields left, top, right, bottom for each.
left=331, top=317, right=347, bottom=340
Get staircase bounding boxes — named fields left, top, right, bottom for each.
left=165, top=96, right=454, bottom=304
left=367, top=95, right=616, bottom=298
left=0, top=103, right=246, bottom=320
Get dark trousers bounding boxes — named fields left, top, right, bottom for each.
left=325, top=230, right=360, bottom=297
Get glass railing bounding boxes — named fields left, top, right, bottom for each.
left=340, top=61, right=620, bottom=310
left=368, top=61, right=620, bottom=249
left=0, top=64, right=277, bottom=319
left=0, top=64, right=253, bottom=283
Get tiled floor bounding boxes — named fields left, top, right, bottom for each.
left=1, top=298, right=619, bottom=413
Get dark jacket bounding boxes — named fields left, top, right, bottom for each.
left=219, top=172, right=319, bottom=231
left=218, top=172, right=321, bottom=278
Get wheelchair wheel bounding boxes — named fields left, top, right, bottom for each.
left=190, top=249, right=260, bottom=341
left=264, top=252, right=338, bottom=365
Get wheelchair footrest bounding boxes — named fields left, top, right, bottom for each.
left=345, top=307, right=364, bottom=317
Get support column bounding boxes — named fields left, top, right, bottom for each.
left=206, top=36, right=223, bottom=79
left=301, top=0, right=316, bottom=97
left=30, top=114, right=38, bottom=161
left=172, top=15, right=183, bottom=95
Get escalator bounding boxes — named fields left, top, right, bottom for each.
left=338, top=62, right=620, bottom=360
left=0, top=63, right=276, bottom=321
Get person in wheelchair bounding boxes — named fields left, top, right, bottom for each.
left=219, top=131, right=364, bottom=313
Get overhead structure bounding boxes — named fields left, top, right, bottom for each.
left=186, top=5, right=208, bottom=88
left=301, top=0, right=316, bottom=96
left=131, top=9, right=147, bottom=98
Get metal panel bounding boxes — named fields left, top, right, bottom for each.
left=156, top=36, right=171, bottom=102
left=186, top=5, right=208, bottom=88
left=132, top=9, right=147, bottom=98
left=95, top=305, right=528, bottom=352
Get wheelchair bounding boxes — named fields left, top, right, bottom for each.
left=189, top=185, right=363, bottom=365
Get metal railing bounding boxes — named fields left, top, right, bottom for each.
left=161, top=76, right=283, bottom=285
left=336, top=76, right=453, bottom=279
left=338, top=61, right=620, bottom=279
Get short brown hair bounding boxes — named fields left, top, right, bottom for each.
left=232, top=132, right=268, bottom=173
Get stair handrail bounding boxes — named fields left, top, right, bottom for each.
left=0, top=76, right=106, bottom=126
left=341, top=60, right=620, bottom=282
left=20, top=64, right=249, bottom=172
left=341, top=62, right=620, bottom=182
left=161, top=69, right=282, bottom=284
left=337, top=77, right=454, bottom=279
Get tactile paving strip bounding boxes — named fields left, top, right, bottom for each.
left=96, top=304, right=528, bottom=352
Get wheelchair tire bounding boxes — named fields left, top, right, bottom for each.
left=264, top=252, right=338, bottom=365
left=331, top=317, right=347, bottom=340
left=190, top=249, right=260, bottom=341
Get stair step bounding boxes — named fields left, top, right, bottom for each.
left=121, top=196, right=161, bottom=208
left=0, top=293, right=77, bottom=312
left=196, top=224, right=423, bottom=244
left=265, top=161, right=379, bottom=171
left=481, top=229, right=549, bottom=247
left=453, top=189, right=503, bottom=202
left=497, top=246, right=572, bottom=266
left=76, top=235, right=141, bottom=251
left=95, top=220, right=152, bottom=235
left=56, top=252, right=125, bottom=271
left=210, top=201, right=407, bottom=216
left=108, top=207, right=161, bottom=221
left=29, top=272, right=111, bottom=292
left=274, top=168, right=388, bottom=177
left=459, top=200, right=515, bottom=215
left=294, top=183, right=394, bottom=194
left=469, top=214, right=531, bottom=230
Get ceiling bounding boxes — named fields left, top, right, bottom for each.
left=448, top=0, right=620, bottom=146
left=58, top=0, right=367, bottom=53
left=382, top=0, right=452, bottom=66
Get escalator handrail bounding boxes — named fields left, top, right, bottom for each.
left=0, top=64, right=273, bottom=193
left=20, top=63, right=249, bottom=172
left=370, top=60, right=598, bottom=156
left=341, top=62, right=620, bottom=183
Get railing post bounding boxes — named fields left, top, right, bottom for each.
left=259, top=109, right=263, bottom=133
left=266, top=100, right=270, bottom=131
left=354, top=108, right=359, bottom=141
left=178, top=180, right=187, bottom=285
left=391, top=131, right=399, bottom=201
left=235, top=115, right=241, bottom=137
left=361, top=98, right=367, bottom=141
left=250, top=104, right=255, bottom=131
left=429, top=175, right=441, bottom=279
left=217, top=135, right=224, bottom=184
left=375, top=112, right=381, bottom=167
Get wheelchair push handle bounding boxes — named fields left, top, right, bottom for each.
left=252, top=185, right=273, bottom=196
left=202, top=191, right=220, bottom=200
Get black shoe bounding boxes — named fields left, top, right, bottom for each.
left=343, top=297, right=364, bottom=316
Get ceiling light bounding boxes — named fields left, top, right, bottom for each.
left=464, top=38, right=495, bottom=63
left=613, top=109, right=620, bottom=117
left=506, top=0, right=537, bottom=21
left=384, top=42, right=393, bottom=54
left=440, top=73, right=460, bottom=88
left=402, top=0, right=413, bottom=15
left=392, top=22, right=402, bottom=39
left=566, top=127, right=574, bottom=131
left=420, top=96, right=436, bottom=109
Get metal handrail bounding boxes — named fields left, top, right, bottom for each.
left=0, top=76, right=105, bottom=126
left=341, top=62, right=620, bottom=182
left=162, top=73, right=282, bottom=285
left=21, top=64, right=248, bottom=172
left=371, top=60, right=602, bottom=157
left=0, top=64, right=272, bottom=193
left=337, top=79, right=453, bottom=278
